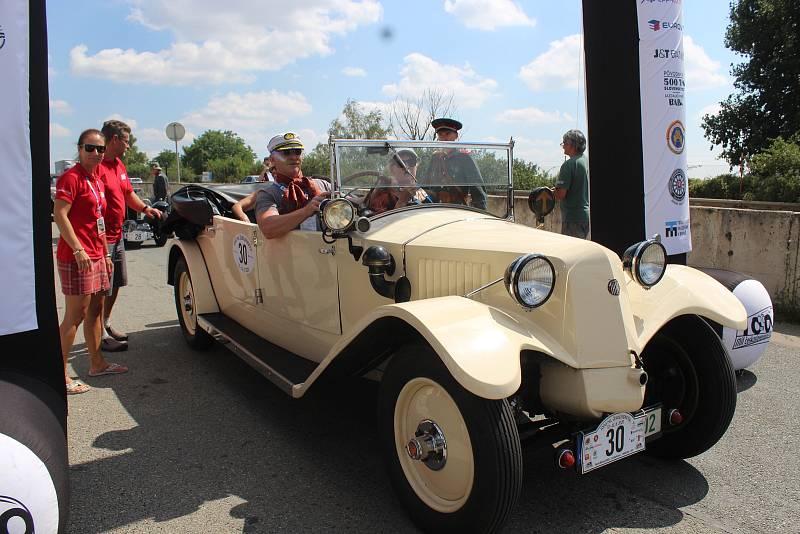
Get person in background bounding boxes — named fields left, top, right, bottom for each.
left=366, top=149, right=431, bottom=214
left=422, top=118, right=487, bottom=210
left=54, top=129, right=129, bottom=395
left=254, top=133, right=331, bottom=238
left=99, top=120, right=162, bottom=350
left=151, top=162, right=169, bottom=201
left=258, top=156, right=275, bottom=182
left=232, top=159, right=277, bottom=222
left=554, top=129, right=590, bottom=239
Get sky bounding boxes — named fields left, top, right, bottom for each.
left=46, top=0, right=740, bottom=179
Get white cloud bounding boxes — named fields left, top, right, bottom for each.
left=342, top=66, right=367, bottom=77
left=49, top=100, right=73, bottom=115
left=382, top=53, right=497, bottom=108
left=181, top=90, right=313, bottom=156
left=519, top=34, right=582, bottom=92
left=444, top=0, right=535, bottom=30
left=495, top=107, right=573, bottom=124
left=695, top=102, right=721, bottom=121
left=683, top=36, right=729, bottom=90
left=50, top=123, right=71, bottom=138
left=70, top=0, right=382, bottom=85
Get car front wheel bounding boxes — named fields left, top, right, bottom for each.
left=173, top=257, right=213, bottom=350
left=378, top=345, right=522, bottom=533
left=642, top=315, right=736, bottom=459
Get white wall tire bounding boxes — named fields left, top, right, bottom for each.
left=379, top=346, right=522, bottom=533
left=173, top=257, right=213, bottom=349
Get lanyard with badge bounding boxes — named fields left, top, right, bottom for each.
left=85, top=175, right=106, bottom=236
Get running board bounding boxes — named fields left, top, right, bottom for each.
left=196, top=313, right=317, bottom=398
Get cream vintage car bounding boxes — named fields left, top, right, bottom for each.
left=164, top=139, right=746, bottom=533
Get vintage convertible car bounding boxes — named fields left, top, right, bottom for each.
left=165, top=139, right=746, bottom=533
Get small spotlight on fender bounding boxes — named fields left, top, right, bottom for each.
left=668, top=409, right=683, bottom=426
left=556, top=448, right=575, bottom=469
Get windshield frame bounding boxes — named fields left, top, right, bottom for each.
left=329, top=138, right=516, bottom=220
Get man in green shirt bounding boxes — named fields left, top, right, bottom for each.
left=554, top=129, right=590, bottom=239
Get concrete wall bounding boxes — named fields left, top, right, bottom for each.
left=500, top=194, right=799, bottom=316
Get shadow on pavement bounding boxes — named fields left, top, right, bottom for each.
left=736, top=369, right=758, bottom=393
left=67, top=326, right=711, bottom=533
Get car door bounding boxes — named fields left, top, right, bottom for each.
left=256, top=228, right=341, bottom=337
left=203, top=216, right=262, bottom=322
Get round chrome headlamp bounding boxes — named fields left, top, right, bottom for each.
left=504, top=254, right=556, bottom=309
left=623, top=237, right=667, bottom=288
left=321, top=198, right=355, bottom=232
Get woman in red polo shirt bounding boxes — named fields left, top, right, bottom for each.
left=54, top=129, right=128, bottom=395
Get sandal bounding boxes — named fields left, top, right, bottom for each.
left=66, top=381, right=91, bottom=395
left=88, top=362, right=129, bottom=377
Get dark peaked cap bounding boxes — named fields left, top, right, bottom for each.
left=431, top=118, right=462, bottom=133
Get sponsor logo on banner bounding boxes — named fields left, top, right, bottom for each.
left=648, top=20, right=683, bottom=32
left=0, top=25, right=6, bottom=50
left=663, top=70, right=685, bottom=106
left=0, top=496, right=34, bottom=533
left=668, top=169, right=686, bottom=203
left=664, top=219, right=689, bottom=238
left=732, top=306, right=773, bottom=349
left=641, top=0, right=681, bottom=4
left=666, top=120, right=685, bottom=154
left=653, top=48, right=683, bottom=59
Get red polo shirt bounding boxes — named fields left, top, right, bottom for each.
left=55, top=164, right=107, bottom=261
left=99, top=157, right=133, bottom=244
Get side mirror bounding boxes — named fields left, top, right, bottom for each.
left=528, top=187, right=556, bottom=225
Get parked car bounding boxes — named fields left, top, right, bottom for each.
left=164, top=139, right=746, bottom=533
left=240, top=175, right=260, bottom=184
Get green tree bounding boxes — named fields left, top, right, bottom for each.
left=513, top=159, right=555, bottom=190
left=182, top=130, right=257, bottom=178
left=120, top=134, right=150, bottom=181
left=153, top=149, right=178, bottom=183
left=701, top=0, right=800, bottom=168
left=303, top=100, right=391, bottom=176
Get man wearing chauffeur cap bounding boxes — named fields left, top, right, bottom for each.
left=422, top=118, right=487, bottom=210
left=252, top=132, right=331, bottom=238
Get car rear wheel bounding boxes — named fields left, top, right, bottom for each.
left=173, top=257, right=213, bottom=350
left=642, top=315, right=736, bottom=459
left=378, top=346, right=522, bottom=533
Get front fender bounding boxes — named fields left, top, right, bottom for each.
left=167, top=241, right=219, bottom=315
left=627, top=264, right=747, bottom=349
left=298, top=296, right=564, bottom=400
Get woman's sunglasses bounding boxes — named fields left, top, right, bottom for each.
left=81, top=144, right=107, bottom=154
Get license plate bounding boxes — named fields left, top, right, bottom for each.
left=125, top=231, right=147, bottom=242
left=577, top=406, right=661, bottom=474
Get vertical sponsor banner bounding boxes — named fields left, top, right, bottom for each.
left=0, top=0, right=37, bottom=334
left=637, top=1, right=691, bottom=254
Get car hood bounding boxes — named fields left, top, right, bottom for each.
left=392, top=214, right=637, bottom=368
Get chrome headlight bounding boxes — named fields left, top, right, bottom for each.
left=623, top=236, right=667, bottom=288
left=321, top=198, right=355, bottom=232
left=504, top=254, right=556, bottom=309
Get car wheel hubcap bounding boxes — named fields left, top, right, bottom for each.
left=394, top=377, right=473, bottom=513
left=179, top=272, right=196, bottom=335
left=405, top=419, right=447, bottom=471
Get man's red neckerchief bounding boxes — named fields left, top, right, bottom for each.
left=274, top=172, right=321, bottom=214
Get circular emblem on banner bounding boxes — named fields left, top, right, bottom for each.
left=0, top=433, right=60, bottom=534
left=232, top=234, right=254, bottom=274
left=668, top=168, right=687, bottom=203
left=666, top=120, right=685, bottom=154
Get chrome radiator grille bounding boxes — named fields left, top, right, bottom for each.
left=416, top=259, right=492, bottom=299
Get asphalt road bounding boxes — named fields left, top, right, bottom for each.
left=56, top=231, right=800, bottom=534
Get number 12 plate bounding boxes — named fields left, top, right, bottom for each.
left=577, top=406, right=661, bottom=474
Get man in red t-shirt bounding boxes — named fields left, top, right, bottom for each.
left=99, top=120, right=163, bottom=351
